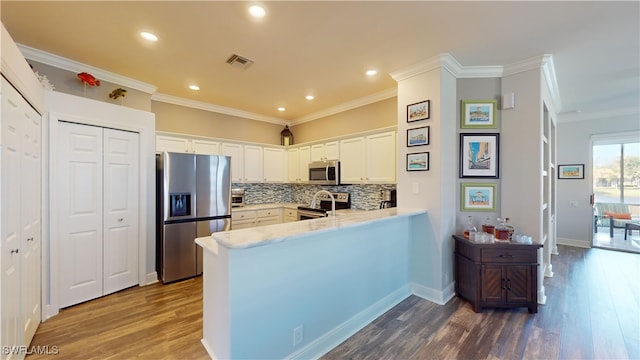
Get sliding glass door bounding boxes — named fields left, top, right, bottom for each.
left=593, top=142, right=640, bottom=204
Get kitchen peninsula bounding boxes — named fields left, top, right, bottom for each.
left=195, top=208, right=432, bottom=359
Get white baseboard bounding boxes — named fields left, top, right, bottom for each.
left=286, top=285, right=411, bottom=360
left=410, top=282, right=455, bottom=305
left=557, top=237, right=591, bottom=249
left=144, top=271, right=158, bottom=285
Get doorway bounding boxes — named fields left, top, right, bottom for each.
left=592, top=134, right=640, bottom=253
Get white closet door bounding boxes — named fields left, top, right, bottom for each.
left=21, top=102, right=41, bottom=342
left=58, top=122, right=104, bottom=308
left=102, top=128, right=139, bottom=295
left=1, top=77, right=25, bottom=356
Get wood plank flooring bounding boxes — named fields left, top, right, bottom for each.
left=27, top=245, right=639, bottom=359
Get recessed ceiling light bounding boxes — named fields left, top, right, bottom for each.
left=277, top=107, right=286, bottom=112
left=189, top=84, right=200, bottom=91
left=140, top=31, right=158, bottom=42
left=249, top=5, right=266, bottom=18
left=366, top=69, right=377, bottom=76
left=305, top=95, right=315, bottom=100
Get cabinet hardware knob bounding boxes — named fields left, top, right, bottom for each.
left=118, top=218, right=124, bottom=222
left=498, top=254, right=514, bottom=258
left=10, top=249, right=19, bottom=254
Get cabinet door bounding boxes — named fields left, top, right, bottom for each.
left=505, top=265, right=533, bottom=303
left=288, top=148, right=300, bottom=182
left=339, top=137, right=366, bottom=183
left=192, top=139, right=220, bottom=155
left=324, top=141, right=340, bottom=160
left=298, top=146, right=311, bottom=182
left=221, top=143, right=244, bottom=182
left=480, top=264, right=505, bottom=303
left=156, top=135, right=190, bottom=153
left=244, top=145, right=263, bottom=182
left=310, top=144, right=325, bottom=162
left=366, top=131, right=396, bottom=183
left=263, top=147, right=287, bottom=182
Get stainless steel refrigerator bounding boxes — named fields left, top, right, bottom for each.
left=156, top=152, right=232, bottom=283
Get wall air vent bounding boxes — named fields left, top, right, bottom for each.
left=226, top=54, right=254, bottom=69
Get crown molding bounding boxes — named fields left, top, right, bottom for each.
left=557, top=106, right=639, bottom=123
left=151, top=93, right=287, bottom=125
left=391, top=53, right=504, bottom=81
left=17, top=43, right=157, bottom=94
left=290, top=87, right=398, bottom=125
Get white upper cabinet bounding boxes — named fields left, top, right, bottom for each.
left=288, top=147, right=300, bottom=182
left=310, top=141, right=340, bottom=162
left=263, top=147, right=287, bottom=183
left=192, top=139, right=220, bottom=155
left=339, top=137, right=366, bottom=183
left=339, top=131, right=396, bottom=184
left=221, top=143, right=245, bottom=182
left=243, top=145, right=264, bottom=183
left=310, top=144, right=325, bottom=162
left=156, top=135, right=190, bottom=153
left=324, top=141, right=340, bottom=160
left=365, top=131, right=396, bottom=183
left=298, top=146, right=311, bottom=182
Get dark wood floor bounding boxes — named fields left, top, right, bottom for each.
left=27, top=245, right=639, bottom=359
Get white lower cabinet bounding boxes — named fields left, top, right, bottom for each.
left=57, top=122, right=139, bottom=308
left=256, top=209, right=282, bottom=226
left=1, top=77, right=42, bottom=358
left=232, top=207, right=295, bottom=229
left=283, top=208, right=297, bottom=222
left=231, top=210, right=257, bottom=229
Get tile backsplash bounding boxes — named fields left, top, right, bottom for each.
left=231, top=183, right=396, bottom=210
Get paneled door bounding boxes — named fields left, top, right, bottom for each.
left=1, top=76, right=26, bottom=358
left=58, top=123, right=104, bottom=308
left=102, top=129, right=139, bottom=295
left=58, top=122, right=139, bottom=308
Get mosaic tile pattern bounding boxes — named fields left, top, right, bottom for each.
left=231, top=183, right=396, bottom=210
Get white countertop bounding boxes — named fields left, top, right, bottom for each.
left=196, top=207, right=426, bottom=250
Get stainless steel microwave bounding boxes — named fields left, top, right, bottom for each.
left=308, top=160, right=340, bottom=185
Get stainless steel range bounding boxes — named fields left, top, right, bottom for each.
left=297, top=192, right=350, bottom=220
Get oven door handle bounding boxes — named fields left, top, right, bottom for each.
left=325, top=165, right=329, bottom=181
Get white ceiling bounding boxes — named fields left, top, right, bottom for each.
left=2, top=1, right=638, bottom=123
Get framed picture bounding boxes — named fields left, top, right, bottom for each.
left=407, top=126, right=430, bottom=147
left=461, top=183, right=497, bottom=211
left=461, top=100, right=498, bottom=128
left=460, top=133, right=499, bottom=178
left=558, top=164, right=584, bottom=179
left=406, top=152, right=429, bottom=171
left=407, top=100, right=430, bottom=122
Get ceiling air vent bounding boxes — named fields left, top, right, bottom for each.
left=226, top=54, right=254, bottom=69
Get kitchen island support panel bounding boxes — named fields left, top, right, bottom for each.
left=197, top=209, right=429, bottom=359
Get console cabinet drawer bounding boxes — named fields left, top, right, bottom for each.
left=480, top=248, right=536, bottom=263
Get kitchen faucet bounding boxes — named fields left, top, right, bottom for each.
left=310, top=190, right=335, bottom=216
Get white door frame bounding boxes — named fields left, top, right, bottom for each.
left=45, top=90, right=155, bottom=319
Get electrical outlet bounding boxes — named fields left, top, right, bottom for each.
left=293, top=325, right=303, bottom=347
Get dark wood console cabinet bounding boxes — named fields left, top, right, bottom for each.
left=453, top=235, right=542, bottom=313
